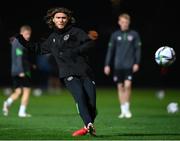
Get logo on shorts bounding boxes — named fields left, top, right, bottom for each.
left=113, top=76, right=118, bottom=82
left=127, top=75, right=132, bottom=80
left=63, top=34, right=70, bottom=41
left=53, top=38, right=56, bottom=43
left=67, top=76, right=73, bottom=81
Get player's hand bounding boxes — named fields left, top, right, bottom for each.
left=133, top=64, right=139, bottom=73
left=104, top=66, right=111, bottom=76
left=88, top=30, right=98, bottom=40
left=19, top=73, right=25, bottom=77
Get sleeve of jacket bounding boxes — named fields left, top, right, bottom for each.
left=12, top=39, right=24, bottom=74
left=17, top=34, right=51, bottom=55
left=134, top=32, right=141, bottom=64
left=104, top=33, right=116, bottom=66
left=74, top=29, right=95, bottom=54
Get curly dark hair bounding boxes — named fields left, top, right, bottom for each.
left=45, top=7, right=73, bottom=29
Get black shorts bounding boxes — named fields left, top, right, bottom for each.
left=113, top=69, right=133, bottom=84
left=12, top=76, right=31, bottom=89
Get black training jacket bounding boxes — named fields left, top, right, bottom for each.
left=105, top=29, right=141, bottom=69
left=19, top=25, right=95, bottom=78
left=11, top=37, right=31, bottom=77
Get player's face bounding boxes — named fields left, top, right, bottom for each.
left=53, top=12, right=69, bottom=29
left=21, top=30, right=31, bottom=41
left=118, top=17, right=130, bottom=31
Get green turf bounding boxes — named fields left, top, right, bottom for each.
left=0, top=88, right=180, bottom=140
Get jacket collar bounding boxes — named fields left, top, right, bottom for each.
left=54, top=24, right=72, bottom=34
left=120, top=29, right=130, bottom=33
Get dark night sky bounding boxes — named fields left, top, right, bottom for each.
left=0, top=0, right=179, bottom=87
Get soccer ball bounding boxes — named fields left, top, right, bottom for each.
left=155, top=46, right=176, bottom=66
left=167, top=102, right=179, bottom=114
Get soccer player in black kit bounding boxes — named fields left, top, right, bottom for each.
left=19, top=7, right=97, bottom=136
left=104, top=14, right=141, bottom=119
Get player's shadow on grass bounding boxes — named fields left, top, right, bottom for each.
left=97, top=133, right=180, bottom=138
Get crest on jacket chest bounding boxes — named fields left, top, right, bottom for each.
left=63, top=34, right=70, bottom=41
left=117, top=36, right=122, bottom=41
left=52, top=34, right=70, bottom=44
left=127, top=35, right=133, bottom=41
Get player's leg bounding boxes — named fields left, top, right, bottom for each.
left=3, top=88, right=22, bottom=116
left=18, top=87, right=31, bottom=117
left=123, top=71, right=133, bottom=118
left=123, top=80, right=132, bottom=118
left=117, top=83, right=127, bottom=118
left=114, top=71, right=127, bottom=118
left=117, top=83, right=125, bottom=104
left=63, top=76, right=94, bottom=136
left=82, top=78, right=97, bottom=123
left=82, top=78, right=97, bottom=136
left=124, top=80, right=132, bottom=103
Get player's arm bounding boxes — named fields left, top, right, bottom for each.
left=17, top=34, right=51, bottom=55
left=12, top=39, right=24, bottom=77
left=104, top=33, right=116, bottom=75
left=133, top=32, right=141, bottom=73
left=73, top=29, right=95, bottom=54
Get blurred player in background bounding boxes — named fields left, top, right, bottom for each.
left=104, top=13, right=141, bottom=118
left=18, top=7, right=97, bottom=136
left=88, top=30, right=98, bottom=41
left=2, top=25, right=32, bottom=118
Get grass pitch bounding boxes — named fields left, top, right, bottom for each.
left=0, top=88, right=180, bottom=140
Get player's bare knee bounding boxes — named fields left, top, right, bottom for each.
left=117, top=83, right=123, bottom=90
left=124, top=84, right=131, bottom=90
left=22, top=87, right=31, bottom=95
left=11, top=88, right=22, bottom=99
left=124, top=81, right=132, bottom=90
left=15, top=88, right=22, bottom=95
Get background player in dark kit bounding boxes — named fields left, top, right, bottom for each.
left=3, top=25, right=32, bottom=118
left=104, top=13, right=141, bottom=118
